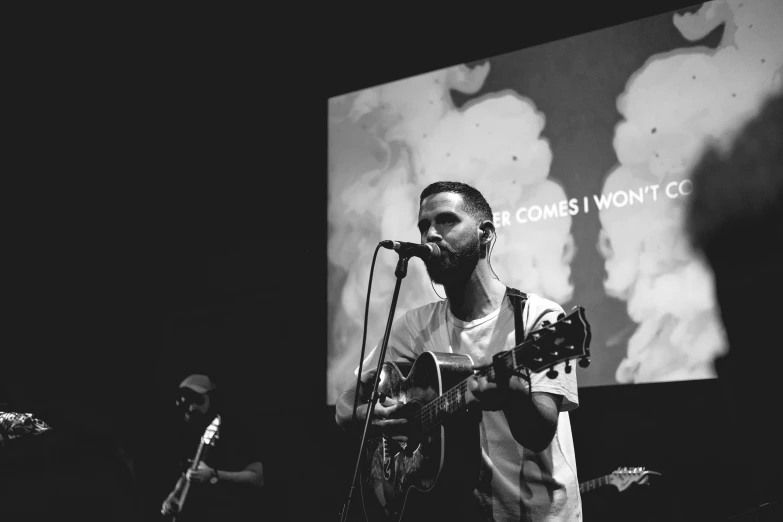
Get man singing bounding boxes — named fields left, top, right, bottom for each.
left=335, top=181, right=582, bottom=521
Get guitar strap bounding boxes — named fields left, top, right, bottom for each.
left=505, top=287, right=531, bottom=383
left=504, top=286, right=528, bottom=346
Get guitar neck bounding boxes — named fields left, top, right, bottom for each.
left=416, top=376, right=472, bottom=434
left=416, top=363, right=502, bottom=434
left=417, top=349, right=568, bottom=434
left=178, top=442, right=206, bottom=508
left=579, top=474, right=612, bottom=493
left=413, top=306, right=589, bottom=435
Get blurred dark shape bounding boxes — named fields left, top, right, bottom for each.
left=687, top=88, right=783, bottom=266
left=686, top=85, right=783, bottom=519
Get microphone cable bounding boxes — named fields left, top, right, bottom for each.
left=349, top=241, right=383, bottom=426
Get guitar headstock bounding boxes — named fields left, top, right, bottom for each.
left=609, top=467, right=661, bottom=492
left=202, top=415, right=221, bottom=446
left=511, top=306, right=592, bottom=375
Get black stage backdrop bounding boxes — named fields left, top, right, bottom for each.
left=3, top=2, right=774, bottom=521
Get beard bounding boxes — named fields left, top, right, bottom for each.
left=184, top=412, right=204, bottom=429
left=425, top=234, right=481, bottom=287
left=183, top=407, right=212, bottom=433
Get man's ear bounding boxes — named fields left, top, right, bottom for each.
left=479, top=221, right=495, bottom=253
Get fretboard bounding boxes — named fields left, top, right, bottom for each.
left=410, top=313, right=582, bottom=434
left=179, top=442, right=206, bottom=506
left=579, top=474, right=611, bottom=493
left=414, top=364, right=500, bottom=434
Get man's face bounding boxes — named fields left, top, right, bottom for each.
left=178, top=390, right=210, bottom=424
left=417, top=192, right=482, bottom=286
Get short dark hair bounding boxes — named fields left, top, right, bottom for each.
left=686, top=87, right=783, bottom=268
left=419, top=181, right=494, bottom=224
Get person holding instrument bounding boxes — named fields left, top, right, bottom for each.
left=335, top=181, right=582, bottom=521
left=161, top=374, right=265, bottom=521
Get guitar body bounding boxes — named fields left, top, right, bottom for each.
left=168, top=476, right=188, bottom=522
left=345, top=305, right=591, bottom=522
left=164, top=469, right=196, bottom=522
left=359, top=352, right=481, bottom=522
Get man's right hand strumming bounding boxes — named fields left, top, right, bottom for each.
left=336, top=387, right=410, bottom=442
left=364, top=396, right=410, bottom=442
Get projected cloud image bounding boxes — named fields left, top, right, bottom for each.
left=326, top=0, right=783, bottom=401
left=600, top=0, right=783, bottom=383
left=328, top=66, right=575, bottom=403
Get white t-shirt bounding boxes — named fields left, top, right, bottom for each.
left=357, top=293, right=582, bottom=521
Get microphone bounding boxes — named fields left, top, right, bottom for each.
left=380, top=241, right=441, bottom=260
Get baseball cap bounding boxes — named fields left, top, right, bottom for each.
left=178, top=374, right=216, bottom=394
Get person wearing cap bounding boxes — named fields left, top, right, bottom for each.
left=161, top=374, right=265, bottom=521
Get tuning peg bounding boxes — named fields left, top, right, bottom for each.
left=546, top=366, right=558, bottom=379
left=564, top=360, right=572, bottom=374
left=578, top=357, right=590, bottom=368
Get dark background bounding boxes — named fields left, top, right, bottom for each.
left=2, top=1, right=769, bottom=521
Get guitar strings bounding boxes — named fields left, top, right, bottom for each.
left=410, top=353, right=509, bottom=431
left=408, top=321, right=567, bottom=430
left=389, top=314, right=586, bottom=438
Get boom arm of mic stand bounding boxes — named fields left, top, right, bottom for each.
left=339, top=255, right=409, bottom=522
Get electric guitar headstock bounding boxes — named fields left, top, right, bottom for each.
left=494, top=306, right=592, bottom=380
left=202, top=415, right=221, bottom=446
left=608, top=467, right=661, bottom=492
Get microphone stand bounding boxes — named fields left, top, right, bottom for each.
left=339, top=253, right=410, bottom=522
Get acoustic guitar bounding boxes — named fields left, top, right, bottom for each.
left=357, top=306, right=591, bottom=522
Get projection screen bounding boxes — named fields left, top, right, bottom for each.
left=327, top=0, right=783, bottom=404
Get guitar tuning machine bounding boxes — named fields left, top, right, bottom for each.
left=578, top=357, right=590, bottom=368
left=546, top=366, right=558, bottom=379
left=564, top=360, right=572, bottom=374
